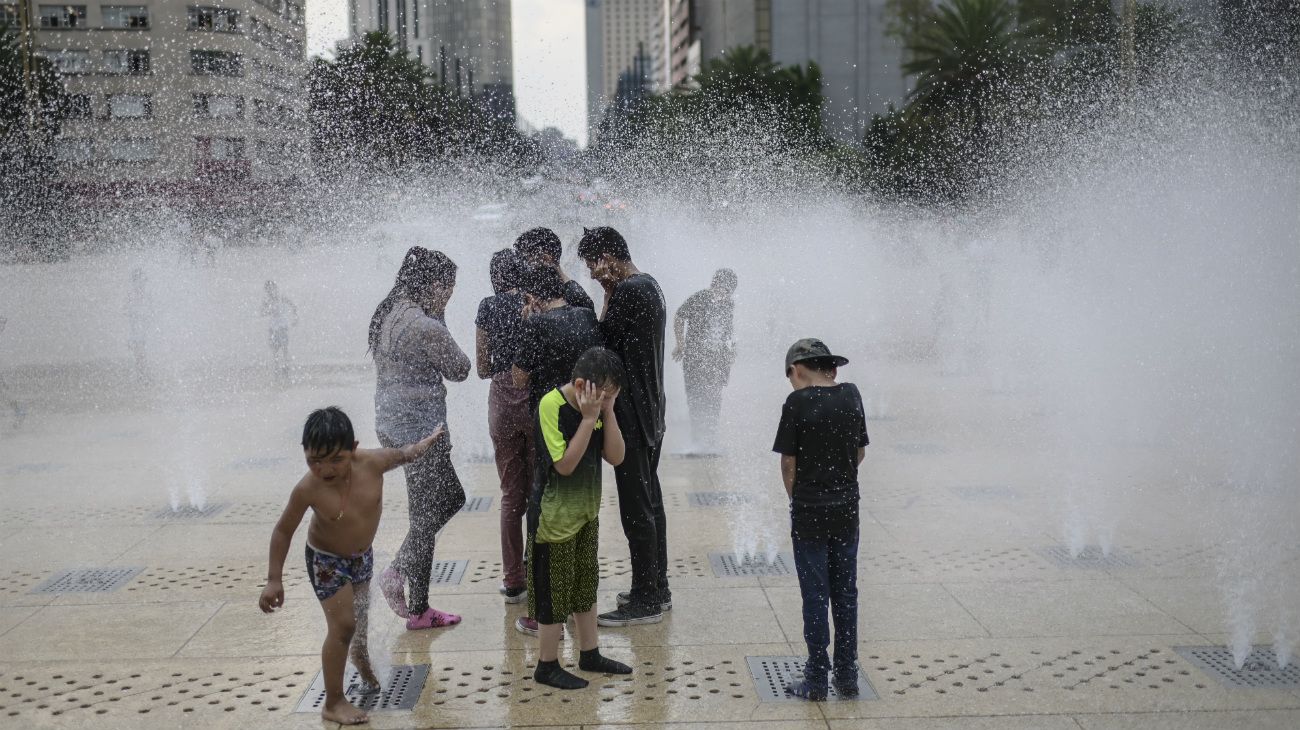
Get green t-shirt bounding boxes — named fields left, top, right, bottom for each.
left=536, top=387, right=603, bottom=543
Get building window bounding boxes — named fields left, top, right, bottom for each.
left=62, top=93, right=92, bottom=118
left=196, top=136, right=246, bottom=160
left=193, top=93, right=244, bottom=119
left=188, top=5, right=240, bottom=32
left=43, top=49, right=93, bottom=74
left=109, top=137, right=157, bottom=162
left=54, top=138, right=94, bottom=162
left=108, top=93, right=150, bottom=119
left=39, top=4, right=87, bottom=28
left=1, top=4, right=20, bottom=27
left=102, top=49, right=150, bottom=74
left=102, top=5, right=149, bottom=29
left=191, top=49, right=241, bottom=76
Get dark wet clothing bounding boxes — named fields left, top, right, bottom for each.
left=677, top=289, right=735, bottom=450
left=476, top=291, right=527, bottom=376
left=601, top=273, right=667, bottom=447
left=563, top=280, right=595, bottom=310
left=771, top=382, right=869, bottom=540
left=514, top=305, right=604, bottom=413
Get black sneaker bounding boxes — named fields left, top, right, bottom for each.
left=500, top=585, right=527, bottom=604
left=615, top=591, right=672, bottom=612
left=832, top=675, right=859, bottom=698
left=597, top=601, right=663, bottom=627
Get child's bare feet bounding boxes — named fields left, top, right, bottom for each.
left=321, top=697, right=369, bottom=725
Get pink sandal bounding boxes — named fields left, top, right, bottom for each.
left=406, top=607, right=462, bottom=630
left=379, top=565, right=409, bottom=618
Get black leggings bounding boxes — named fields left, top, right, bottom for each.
left=615, top=437, right=669, bottom=603
left=387, top=438, right=465, bottom=615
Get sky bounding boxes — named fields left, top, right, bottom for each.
left=308, top=1, right=589, bottom=146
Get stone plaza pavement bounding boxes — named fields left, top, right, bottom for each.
left=0, top=360, right=1297, bottom=730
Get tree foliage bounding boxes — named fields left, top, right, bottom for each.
left=1, top=25, right=72, bottom=250
left=868, top=0, right=1197, bottom=203
left=591, top=46, right=833, bottom=181
left=308, top=32, right=537, bottom=174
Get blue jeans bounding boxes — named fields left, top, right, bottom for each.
left=791, top=529, right=859, bottom=685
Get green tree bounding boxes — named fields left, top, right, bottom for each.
left=902, top=0, right=1047, bottom=128
left=1, top=25, right=72, bottom=253
left=594, top=45, right=828, bottom=176
left=308, top=32, right=537, bottom=173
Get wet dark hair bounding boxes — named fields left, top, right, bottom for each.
left=489, top=248, right=523, bottom=294
left=514, top=227, right=562, bottom=261
left=518, top=262, right=566, bottom=300
left=302, top=406, right=355, bottom=454
left=576, top=226, right=630, bottom=262
left=712, top=268, right=738, bottom=290
left=571, top=347, right=625, bottom=388
left=368, top=247, right=457, bottom=354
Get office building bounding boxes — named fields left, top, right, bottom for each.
left=9, top=1, right=310, bottom=191
left=585, top=0, right=658, bottom=140
left=349, top=0, right=514, bottom=119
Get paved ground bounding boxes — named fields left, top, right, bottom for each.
left=1, top=349, right=1297, bottom=730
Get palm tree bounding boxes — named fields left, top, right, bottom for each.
left=903, top=0, right=1047, bottom=130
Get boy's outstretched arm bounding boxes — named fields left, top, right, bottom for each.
left=599, top=390, right=625, bottom=467
left=259, top=482, right=310, bottom=613
left=780, top=455, right=796, bottom=500
left=376, top=425, right=447, bottom=472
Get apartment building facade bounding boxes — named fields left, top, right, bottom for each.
left=6, top=1, right=309, bottom=196
left=348, top=0, right=514, bottom=120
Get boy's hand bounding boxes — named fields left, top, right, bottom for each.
left=575, top=381, right=602, bottom=420
left=600, top=386, right=621, bottom=416
left=671, top=344, right=683, bottom=362
left=259, top=580, right=284, bottom=613
left=405, top=424, right=447, bottom=462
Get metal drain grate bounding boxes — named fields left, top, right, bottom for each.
left=460, top=496, right=493, bottom=513
left=709, top=552, right=795, bottom=577
left=1037, top=545, right=1138, bottom=568
left=1175, top=646, right=1300, bottom=689
left=295, top=664, right=429, bottom=712
left=893, top=443, right=948, bottom=455
left=154, top=503, right=227, bottom=520
left=687, top=492, right=755, bottom=507
left=949, top=485, right=1019, bottom=501
left=430, top=560, right=468, bottom=586
left=32, top=567, right=143, bottom=594
left=746, top=656, right=876, bottom=702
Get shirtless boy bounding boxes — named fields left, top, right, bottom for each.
left=259, top=406, right=444, bottom=725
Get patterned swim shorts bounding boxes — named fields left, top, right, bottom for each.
left=305, top=543, right=374, bottom=601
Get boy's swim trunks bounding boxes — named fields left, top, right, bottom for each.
left=305, top=543, right=374, bottom=601
left=527, top=518, right=599, bottom=624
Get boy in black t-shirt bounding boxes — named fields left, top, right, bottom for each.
left=772, top=338, right=869, bottom=701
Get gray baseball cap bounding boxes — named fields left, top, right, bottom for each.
left=785, top=338, right=849, bottom=371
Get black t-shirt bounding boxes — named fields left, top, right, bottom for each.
left=677, top=289, right=735, bottom=362
left=475, top=292, right=526, bottom=376
left=772, top=382, right=869, bottom=538
left=563, top=279, right=595, bottom=310
left=601, top=273, right=666, bottom=446
left=514, top=305, right=604, bottom=412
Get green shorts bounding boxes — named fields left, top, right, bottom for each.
left=527, top=518, right=599, bottom=625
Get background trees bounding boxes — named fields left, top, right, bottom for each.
left=308, top=32, right=538, bottom=174
left=1, top=25, right=72, bottom=254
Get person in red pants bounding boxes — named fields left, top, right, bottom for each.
left=475, top=249, right=532, bottom=604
